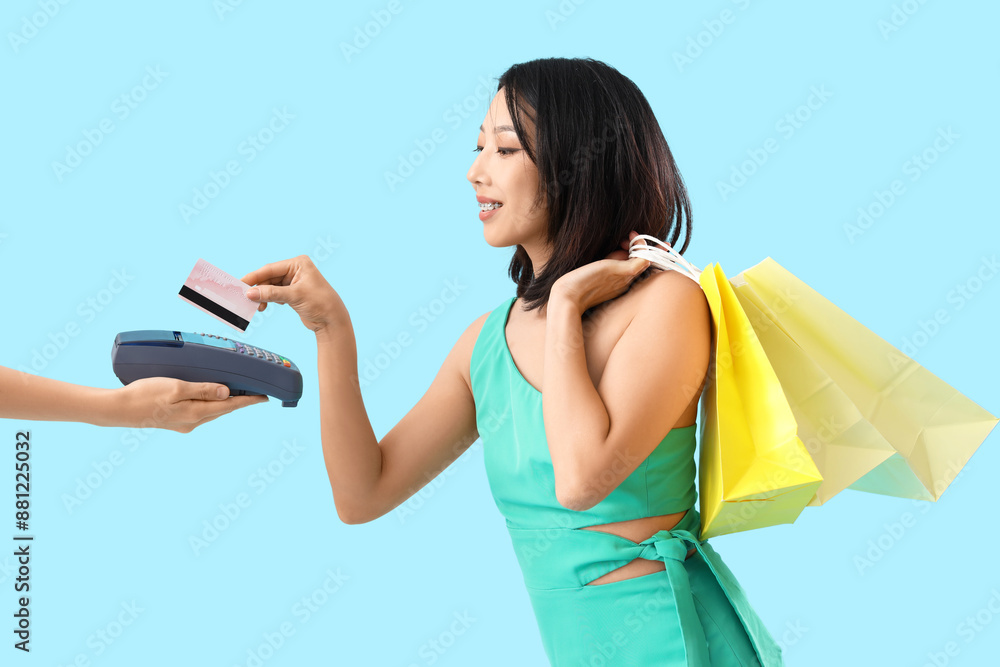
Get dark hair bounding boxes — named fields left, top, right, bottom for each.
left=496, top=57, right=692, bottom=315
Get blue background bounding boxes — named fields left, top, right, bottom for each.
left=2, top=1, right=998, bottom=665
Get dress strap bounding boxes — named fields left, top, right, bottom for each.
left=470, top=295, right=517, bottom=394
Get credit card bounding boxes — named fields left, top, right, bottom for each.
left=178, top=258, right=258, bottom=332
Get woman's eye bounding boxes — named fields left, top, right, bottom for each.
left=472, top=146, right=520, bottom=156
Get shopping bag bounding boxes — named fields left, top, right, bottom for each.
left=629, top=233, right=999, bottom=513
left=697, top=263, right=824, bottom=538
left=732, top=257, right=999, bottom=502
left=728, top=278, right=898, bottom=505
left=630, top=238, right=824, bottom=538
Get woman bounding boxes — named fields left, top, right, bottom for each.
left=242, top=57, right=783, bottom=666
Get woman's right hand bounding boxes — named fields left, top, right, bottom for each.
left=241, top=255, right=345, bottom=335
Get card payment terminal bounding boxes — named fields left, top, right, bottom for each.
left=112, top=331, right=303, bottom=407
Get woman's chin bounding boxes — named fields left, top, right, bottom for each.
left=481, top=230, right=508, bottom=249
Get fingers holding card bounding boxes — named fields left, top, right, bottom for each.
left=178, top=258, right=259, bottom=332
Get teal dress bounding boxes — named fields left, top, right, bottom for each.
left=470, top=296, right=784, bottom=666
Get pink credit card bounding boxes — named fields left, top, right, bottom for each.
left=178, top=258, right=258, bottom=332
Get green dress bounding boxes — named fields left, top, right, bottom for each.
left=470, top=295, right=785, bottom=666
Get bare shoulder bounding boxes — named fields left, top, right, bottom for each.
left=450, top=308, right=495, bottom=393
left=628, top=266, right=708, bottom=316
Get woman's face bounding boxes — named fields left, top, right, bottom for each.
left=467, top=88, right=548, bottom=256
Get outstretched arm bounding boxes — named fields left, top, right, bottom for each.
left=0, top=365, right=267, bottom=432
left=243, top=255, right=483, bottom=525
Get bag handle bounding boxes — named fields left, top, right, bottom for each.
left=628, top=234, right=703, bottom=284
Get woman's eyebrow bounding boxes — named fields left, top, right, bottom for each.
left=479, top=124, right=517, bottom=133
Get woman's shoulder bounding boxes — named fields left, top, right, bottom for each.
left=602, top=265, right=705, bottom=321
left=625, top=267, right=711, bottom=343
left=638, top=265, right=704, bottom=300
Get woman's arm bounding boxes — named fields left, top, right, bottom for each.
left=0, top=365, right=267, bottom=431
left=312, top=318, right=384, bottom=523
left=243, top=256, right=482, bottom=525
left=543, top=269, right=711, bottom=511
left=312, top=314, right=483, bottom=524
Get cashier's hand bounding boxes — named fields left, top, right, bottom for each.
left=112, top=377, right=268, bottom=433
left=241, top=256, right=345, bottom=335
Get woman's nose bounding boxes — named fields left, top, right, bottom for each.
left=466, top=150, right=489, bottom=186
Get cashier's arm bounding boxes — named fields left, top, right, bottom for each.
left=0, top=365, right=266, bottom=430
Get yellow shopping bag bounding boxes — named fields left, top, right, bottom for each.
left=732, top=257, right=999, bottom=503
left=728, top=275, right=898, bottom=505
left=630, top=234, right=999, bottom=522
left=692, top=261, right=823, bottom=538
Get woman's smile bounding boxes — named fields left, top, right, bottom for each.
left=478, top=196, right=504, bottom=220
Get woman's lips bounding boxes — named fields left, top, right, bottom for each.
left=479, top=201, right=503, bottom=221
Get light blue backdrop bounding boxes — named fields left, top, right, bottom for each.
left=2, top=1, right=998, bottom=665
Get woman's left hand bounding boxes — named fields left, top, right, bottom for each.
left=550, top=231, right=651, bottom=315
